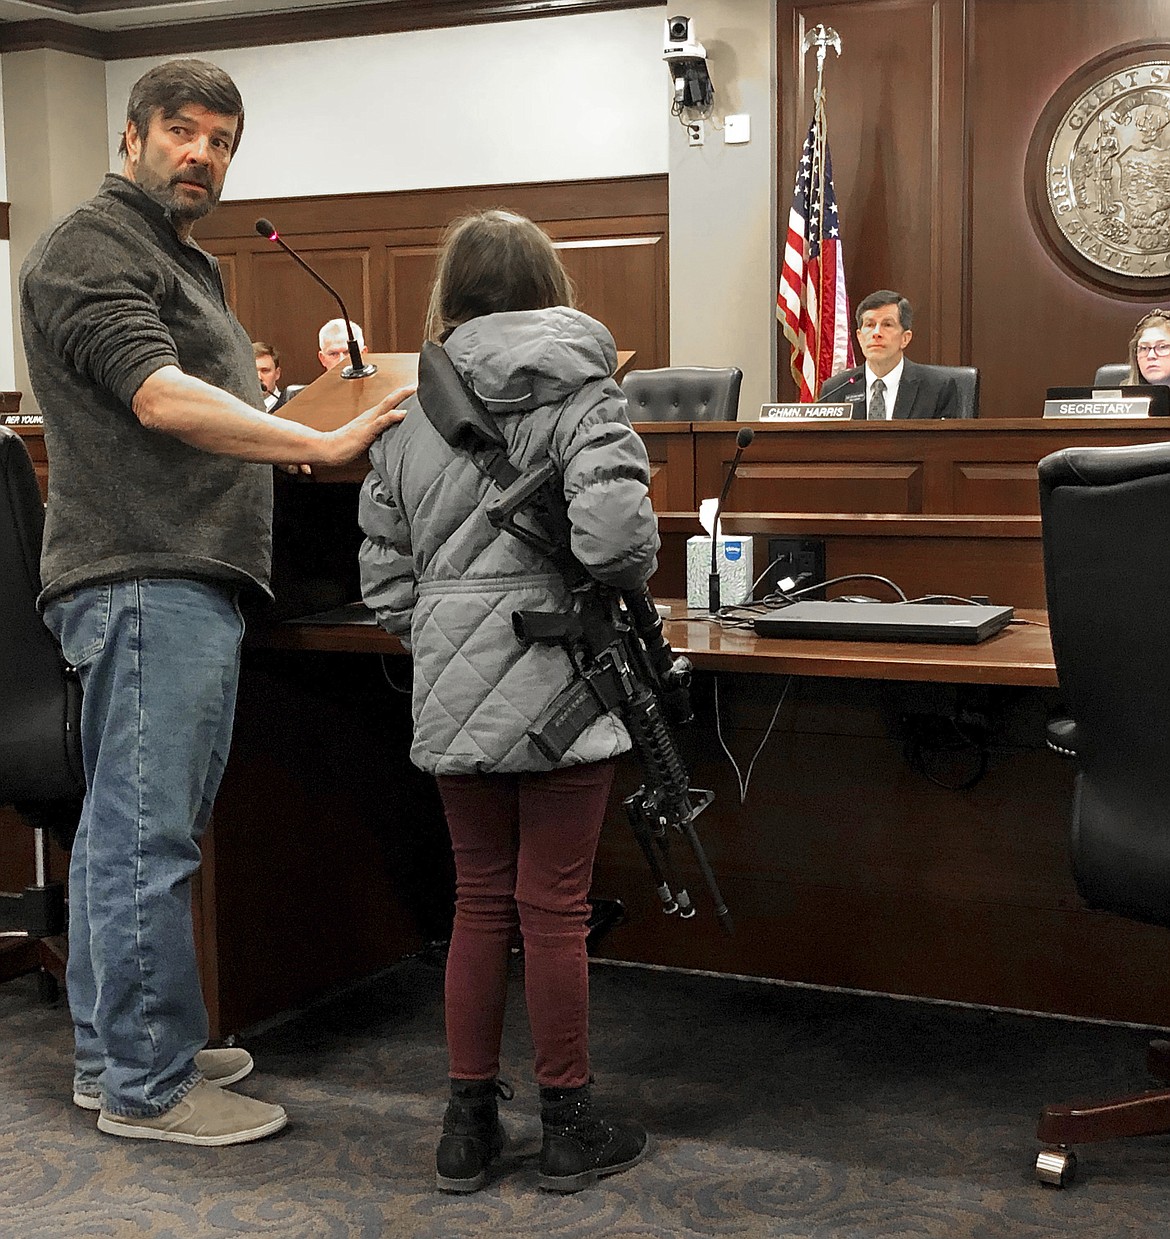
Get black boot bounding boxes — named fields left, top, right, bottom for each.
left=538, top=1082, right=648, bottom=1193
left=435, top=1078, right=512, bottom=1193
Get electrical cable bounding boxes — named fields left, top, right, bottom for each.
left=706, top=570, right=911, bottom=630
left=713, top=673, right=793, bottom=804
left=379, top=654, right=411, bottom=694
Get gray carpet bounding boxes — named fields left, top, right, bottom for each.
left=3, top=952, right=1170, bottom=1237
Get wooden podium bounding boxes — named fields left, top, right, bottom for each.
left=275, top=349, right=634, bottom=483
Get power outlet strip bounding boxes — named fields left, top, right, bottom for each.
left=764, top=536, right=826, bottom=599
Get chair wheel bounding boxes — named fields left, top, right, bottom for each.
left=1035, top=1147, right=1077, bottom=1187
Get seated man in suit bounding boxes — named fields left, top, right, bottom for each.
left=819, top=289, right=961, bottom=420
left=318, top=318, right=367, bottom=371
left=253, top=340, right=288, bottom=412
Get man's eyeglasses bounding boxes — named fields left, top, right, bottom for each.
left=1137, top=341, right=1170, bottom=358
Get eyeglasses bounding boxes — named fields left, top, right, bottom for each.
left=1136, top=341, right=1170, bottom=358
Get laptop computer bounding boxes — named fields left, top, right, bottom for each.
left=753, top=601, right=1015, bottom=644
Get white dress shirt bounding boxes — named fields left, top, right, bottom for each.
left=263, top=388, right=282, bottom=412
left=864, top=357, right=904, bottom=420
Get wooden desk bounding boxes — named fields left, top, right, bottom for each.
left=13, top=405, right=1167, bottom=1029
left=694, top=418, right=1170, bottom=516
left=263, top=601, right=1055, bottom=687
left=231, top=604, right=1170, bottom=1030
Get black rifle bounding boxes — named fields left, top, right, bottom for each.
left=415, top=341, right=732, bottom=933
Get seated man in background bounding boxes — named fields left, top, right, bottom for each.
left=820, top=289, right=961, bottom=420
left=253, top=341, right=288, bottom=411
left=318, top=318, right=367, bottom=371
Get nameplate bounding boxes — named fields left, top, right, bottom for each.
left=1042, top=397, right=1151, bottom=418
left=759, top=403, right=852, bottom=421
left=3, top=414, right=42, bottom=426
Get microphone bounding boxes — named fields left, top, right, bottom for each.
left=254, top=218, right=377, bottom=380
left=708, top=425, right=755, bottom=613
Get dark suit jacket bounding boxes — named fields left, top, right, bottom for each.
left=819, top=359, right=961, bottom=420
left=267, top=385, right=306, bottom=414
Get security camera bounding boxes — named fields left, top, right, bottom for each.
left=663, top=15, right=704, bottom=63
left=663, top=15, right=714, bottom=114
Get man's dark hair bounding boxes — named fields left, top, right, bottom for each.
left=252, top=341, right=280, bottom=367
left=118, top=59, right=244, bottom=158
left=855, top=289, right=913, bottom=331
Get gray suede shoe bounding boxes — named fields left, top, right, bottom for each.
left=96, top=1079, right=287, bottom=1146
left=73, top=1047, right=254, bottom=1111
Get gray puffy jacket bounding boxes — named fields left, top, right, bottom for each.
left=358, top=307, right=660, bottom=775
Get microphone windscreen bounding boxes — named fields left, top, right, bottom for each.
left=255, top=218, right=277, bottom=239
left=735, top=426, right=755, bottom=449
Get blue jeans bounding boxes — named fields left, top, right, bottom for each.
left=43, top=579, right=244, bottom=1118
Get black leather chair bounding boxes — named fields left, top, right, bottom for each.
left=0, top=427, right=82, bottom=997
left=1034, top=439, right=1170, bottom=1186
left=1092, top=362, right=1130, bottom=386
left=930, top=364, right=980, bottom=419
left=621, top=366, right=743, bottom=422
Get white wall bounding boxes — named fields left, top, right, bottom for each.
left=669, top=0, right=776, bottom=419
left=6, top=6, right=779, bottom=417
left=105, top=9, right=669, bottom=196
left=3, top=50, right=110, bottom=411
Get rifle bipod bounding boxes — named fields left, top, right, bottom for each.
left=623, top=785, right=733, bottom=934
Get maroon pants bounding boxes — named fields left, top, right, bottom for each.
left=436, top=760, right=616, bottom=1089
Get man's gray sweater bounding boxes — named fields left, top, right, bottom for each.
left=20, top=174, right=273, bottom=608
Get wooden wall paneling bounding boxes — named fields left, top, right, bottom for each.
left=778, top=0, right=966, bottom=397
left=554, top=232, right=668, bottom=373
left=197, top=178, right=669, bottom=381
left=243, top=243, right=381, bottom=387
left=200, top=177, right=667, bottom=240
left=386, top=246, right=441, bottom=353
left=950, top=460, right=1048, bottom=515
left=653, top=512, right=1047, bottom=609
left=819, top=529, right=1045, bottom=607
left=694, top=420, right=1170, bottom=518
left=968, top=11, right=1170, bottom=419
left=637, top=424, right=696, bottom=512
left=733, top=459, right=925, bottom=515
left=589, top=674, right=1170, bottom=1026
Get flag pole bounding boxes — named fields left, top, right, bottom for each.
left=778, top=26, right=851, bottom=403
left=801, top=25, right=841, bottom=398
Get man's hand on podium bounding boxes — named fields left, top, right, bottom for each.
left=284, top=384, right=416, bottom=475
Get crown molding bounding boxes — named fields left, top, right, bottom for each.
left=0, top=0, right=657, bottom=59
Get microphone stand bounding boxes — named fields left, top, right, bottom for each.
left=708, top=426, right=754, bottom=613
left=254, top=218, right=377, bottom=381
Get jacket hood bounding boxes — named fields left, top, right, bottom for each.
left=444, top=307, right=618, bottom=415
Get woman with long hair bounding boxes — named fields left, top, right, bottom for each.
left=1125, top=308, right=1170, bottom=385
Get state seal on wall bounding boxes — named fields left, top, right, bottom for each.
left=1048, top=63, right=1170, bottom=276
left=1027, top=43, right=1170, bottom=294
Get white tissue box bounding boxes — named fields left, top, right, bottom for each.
left=686, top=536, right=754, bottom=610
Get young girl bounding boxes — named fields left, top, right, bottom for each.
left=358, top=209, right=658, bottom=1193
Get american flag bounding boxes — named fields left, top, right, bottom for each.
left=777, top=104, right=853, bottom=400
